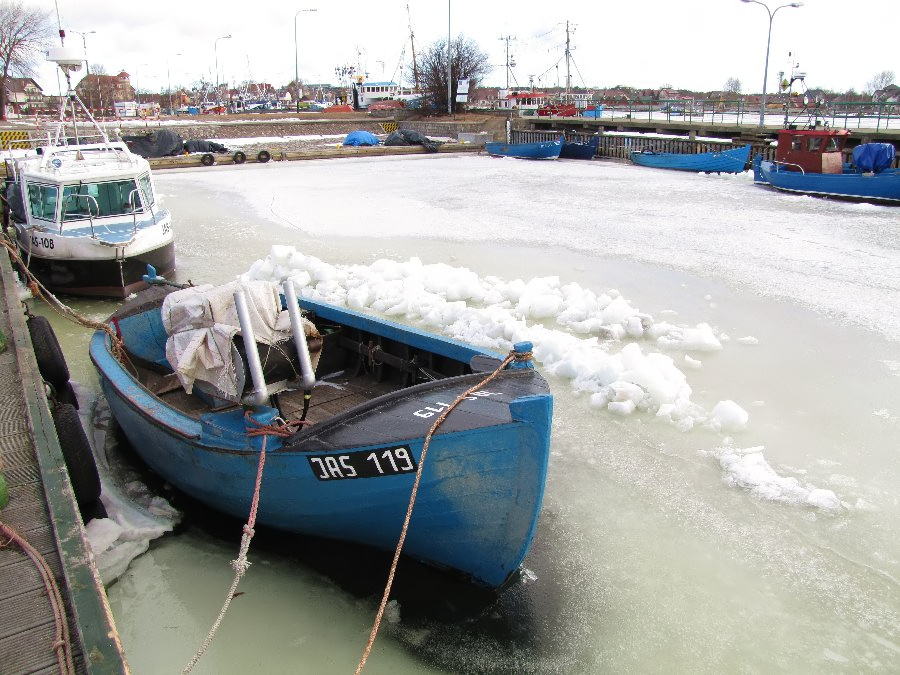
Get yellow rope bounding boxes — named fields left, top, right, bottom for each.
left=1, top=521, right=76, bottom=675
left=355, top=351, right=517, bottom=673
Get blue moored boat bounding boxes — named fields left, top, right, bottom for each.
left=89, top=276, right=553, bottom=589
left=560, top=135, right=599, bottom=160
left=485, top=136, right=564, bottom=159
left=630, top=144, right=751, bottom=173
left=752, top=127, right=900, bottom=204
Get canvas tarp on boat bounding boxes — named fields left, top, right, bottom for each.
left=852, top=143, right=896, bottom=173
left=161, top=280, right=300, bottom=399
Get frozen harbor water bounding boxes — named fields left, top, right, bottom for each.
left=51, top=152, right=899, bottom=673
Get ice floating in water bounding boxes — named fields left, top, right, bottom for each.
left=243, top=245, right=742, bottom=432
left=79, top=389, right=180, bottom=585
left=705, top=445, right=843, bottom=512
left=241, top=246, right=842, bottom=511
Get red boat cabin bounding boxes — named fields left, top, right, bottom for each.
left=775, top=128, right=849, bottom=174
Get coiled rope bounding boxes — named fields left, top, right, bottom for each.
left=355, top=350, right=518, bottom=674
left=0, top=522, right=76, bottom=675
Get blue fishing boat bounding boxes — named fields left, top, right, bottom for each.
left=89, top=275, right=553, bottom=590
left=484, top=136, right=564, bottom=160
left=630, top=144, right=751, bottom=173
left=752, top=127, right=900, bottom=204
left=560, top=135, right=599, bottom=160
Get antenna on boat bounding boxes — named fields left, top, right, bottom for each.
left=47, top=3, right=110, bottom=146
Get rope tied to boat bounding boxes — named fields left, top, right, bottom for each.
left=0, top=521, right=76, bottom=675
left=0, top=238, right=125, bottom=358
left=355, top=349, right=518, bottom=674
left=182, top=413, right=274, bottom=674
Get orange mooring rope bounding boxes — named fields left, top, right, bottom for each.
left=0, top=521, right=76, bottom=675
left=182, top=415, right=275, bottom=674
left=355, top=351, right=518, bottom=674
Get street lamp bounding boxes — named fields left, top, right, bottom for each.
left=740, top=0, right=803, bottom=127
left=70, top=29, right=95, bottom=113
left=214, top=34, right=232, bottom=109
left=294, top=9, right=317, bottom=113
left=167, top=53, right=182, bottom=115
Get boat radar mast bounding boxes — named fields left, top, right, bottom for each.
left=46, top=45, right=109, bottom=145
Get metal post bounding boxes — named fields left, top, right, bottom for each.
left=740, top=0, right=803, bottom=128
left=214, top=34, right=231, bottom=109
left=447, top=0, right=451, bottom=116
left=294, top=9, right=317, bottom=113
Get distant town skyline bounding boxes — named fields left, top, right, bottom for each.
left=31, top=0, right=897, bottom=98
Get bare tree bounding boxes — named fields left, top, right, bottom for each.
left=865, top=70, right=895, bottom=97
left=415, top=35, right=490, bottom=114
left=724, top=77, right=742, bottom=94
left=0, top=1, right=54, bottom=120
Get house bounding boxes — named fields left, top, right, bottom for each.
left=75, top=71, right=135, bottom=116
left=3, top=77, right=45, bottom=115
left=874, top=84, right=900, bottom=103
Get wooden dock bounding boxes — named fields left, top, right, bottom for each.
left=0, top=251, right=128, bottom=674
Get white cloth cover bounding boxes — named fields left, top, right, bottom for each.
left=162, top=280, right=294, bottom=398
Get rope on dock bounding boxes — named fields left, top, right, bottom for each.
left=355, top=351, right=518, bottom=674
left=0, top=522, right=76, bottom=675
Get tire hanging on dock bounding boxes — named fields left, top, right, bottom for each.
left=256, top=150, right=271, bottom=163
left=51, top=402, right=101, bottom=517
left=200, top=153, right=215, bottom=166
left=232, top=151, right=246, bottom=164
left=27, top=315, right=69, bottom=390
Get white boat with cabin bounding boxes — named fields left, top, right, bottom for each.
left=1, top=46, right=174, bottom=298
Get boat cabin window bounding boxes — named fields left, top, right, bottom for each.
left=808, top=137, right=822, bottom=152
left=26, top=183, right=59, bottom=222
left=825, top=137, right=841, bottom=152
left=60, top=179, right=143, bottom=221
left=791, top=136, right=804, bottom=151
left=138, top=172, right=155, bottom=208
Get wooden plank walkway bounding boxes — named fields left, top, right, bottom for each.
left=0, top=251, right=128, bottom=674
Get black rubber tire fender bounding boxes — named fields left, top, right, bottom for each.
left=257, top=149, right=271, bottom=163
left=233, top=151, right=246, bottom=164
left=51, top=402, right=101, bottom=513
left=27, top=315, right=69, bottom=389
left=200, top=153, right=215, bottom=166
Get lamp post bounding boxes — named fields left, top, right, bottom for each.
left=167, top=53, right=182, bottom=115
left=71, top=29, right=96, bottom=113
left=294, top=9, right=317, bottom=113
left=739, top=0, right=803, bottom=127
left=214, top=34, right=232, bottom=109
left=447, top=0, right=451, bottom=116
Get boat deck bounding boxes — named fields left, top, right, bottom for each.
left=0, top=253, right=127, bottom=673
left=139, top=364, right=398, bottom=426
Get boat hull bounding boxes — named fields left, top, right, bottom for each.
left=484, top=137, right=563, bottom=160
left=560, top=136, right=599, bottom=160
left=16, top=235, right=175, bottom=298
left=630, top=144, right=751, bottom=173
left=89, top=294, right=554, bottom=589
left=756, top=158, right=900, bottom=203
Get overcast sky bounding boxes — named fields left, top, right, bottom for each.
left=31, top=0, right=897, bottom=98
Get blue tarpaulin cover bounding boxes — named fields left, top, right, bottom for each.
left=852, top=143, right=895, bottom=172
left=343, top=130, right=380, bottom=146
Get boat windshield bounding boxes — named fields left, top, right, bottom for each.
left=26, top=183, right=59, bottom=223
left=61, top=178, right=143, bottom=221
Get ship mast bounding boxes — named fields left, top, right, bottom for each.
left=407, top=4, right=420, bottom=91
